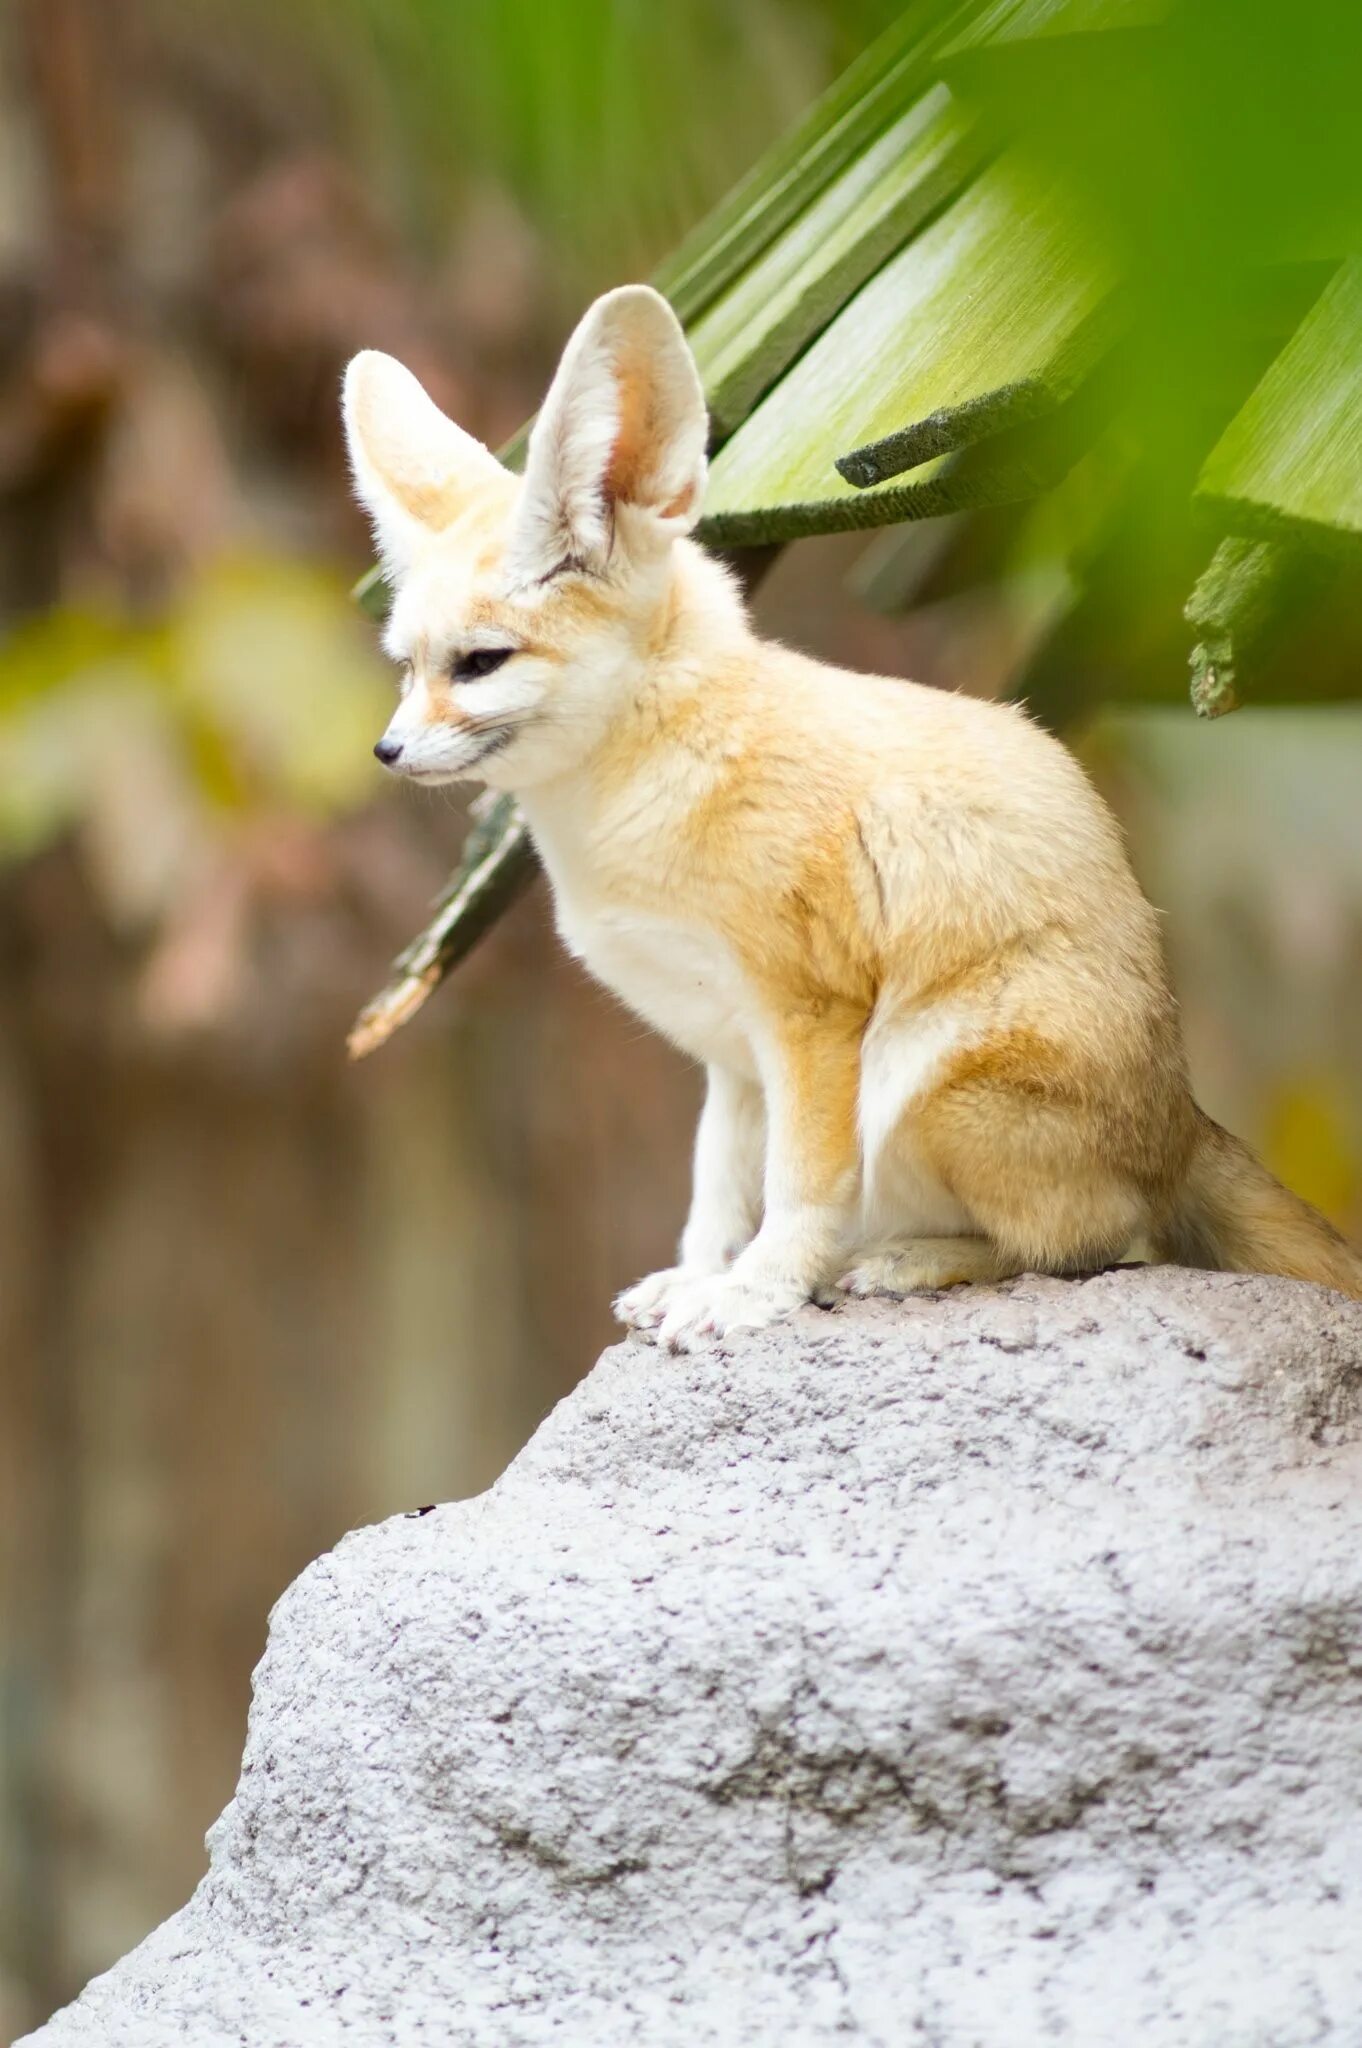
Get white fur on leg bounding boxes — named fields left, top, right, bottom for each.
left=841, top=1237, right=1020, bottom=1295
left=650, top=1022, right=862, bottom=1352
left=857, top=999, right=977, bottom=1240
left=679, top=1066, right=765, bottom=1270
left=615, top=1066, right=764, bottom=1336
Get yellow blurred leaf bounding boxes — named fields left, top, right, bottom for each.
left=1263, top=1074, right=1358, bottom=1227
left=0, top=550, right=393, bottom=875
left=172, top=555, right=391, bottom=815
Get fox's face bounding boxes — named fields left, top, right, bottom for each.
left=343, top=287, right=709, bottom=790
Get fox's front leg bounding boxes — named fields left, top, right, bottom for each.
left=655, top=1006, right=863, bottom=1353
left=614, top=1065, right=764, bottom=1333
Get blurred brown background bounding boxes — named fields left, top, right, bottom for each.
left=0, top=0, right=1359, bottom=2035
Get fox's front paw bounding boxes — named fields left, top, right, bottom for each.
left=613, top=1266, right=699, bottom=1332
left=654, top=1271, right=808, bottom=1354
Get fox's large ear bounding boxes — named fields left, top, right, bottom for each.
left=507, top=286, right=707, bottom=585
left=343, top=351, right=509, bottom=577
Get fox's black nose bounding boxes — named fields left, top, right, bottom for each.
left=374, top=737, right=403, bottom=766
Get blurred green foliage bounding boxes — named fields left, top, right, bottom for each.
left=680, top=0, right=1362, bottom=715
left=213, top=0, right=908, bottom=294
left=948, top=0, right=1362, bottom=506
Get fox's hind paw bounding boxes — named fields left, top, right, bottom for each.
left=840, top=1237, right=1017, bottom=1295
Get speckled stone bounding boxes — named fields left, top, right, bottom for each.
left=24, top=1268, right=1362, bottom=2046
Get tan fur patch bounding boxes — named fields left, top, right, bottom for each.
left=769, top=1004, right=864, bottom=1209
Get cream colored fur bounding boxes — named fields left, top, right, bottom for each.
left=343, top=286, right=1362, bottom=1351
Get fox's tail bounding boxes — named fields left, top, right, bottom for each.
left=1154, top=1109, right=1362, bottom=1300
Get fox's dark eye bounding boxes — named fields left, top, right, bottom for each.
left=453, top=647, right=514, bottom=681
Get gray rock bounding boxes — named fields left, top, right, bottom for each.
left=23, top=1268, right=1362, bottom=2047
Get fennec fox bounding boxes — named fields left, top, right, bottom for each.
left=344, top=285, right=1362, bottom=1350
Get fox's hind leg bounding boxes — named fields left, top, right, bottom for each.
left=912, top=1034, right=1150, bottom=1278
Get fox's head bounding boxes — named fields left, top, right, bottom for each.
left=343, top=285, right=709, bottom=789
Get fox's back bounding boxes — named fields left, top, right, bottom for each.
left=521, top=637, right=1170, bottom=1091
left=554, top=639, right=1155, bottom=960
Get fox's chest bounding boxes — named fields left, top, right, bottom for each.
left=522, top=789, right=760, bottom=1072
left=555, top=894, right=756, bottom=1074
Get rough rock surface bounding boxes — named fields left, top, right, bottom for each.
left=24, top=1269, right=1362, bottom=2047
